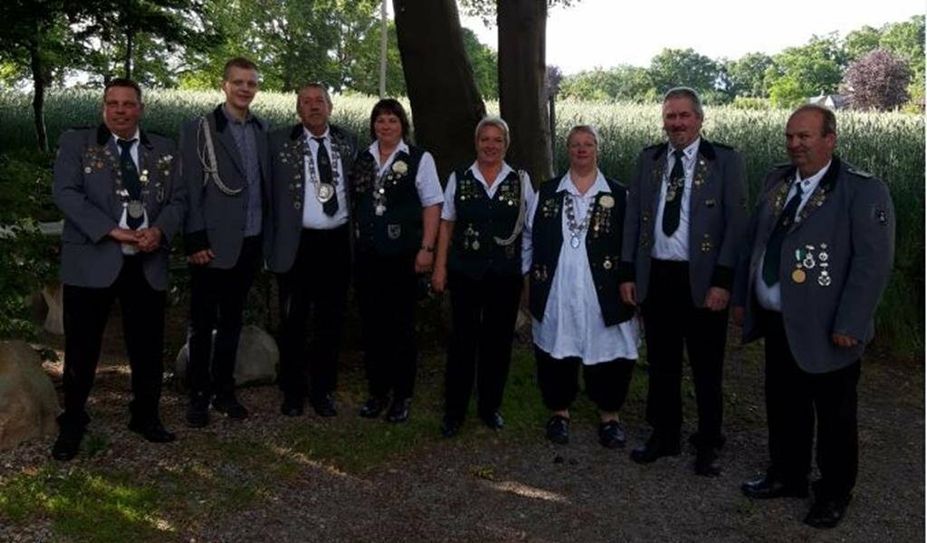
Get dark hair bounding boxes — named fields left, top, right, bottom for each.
left=104, top=78, right=142, bottom=102
left=369, top=98, right=411, bottom=143
left=223, top=57, right=258, bottom=81
left=790, top=104, right=837, bottom=136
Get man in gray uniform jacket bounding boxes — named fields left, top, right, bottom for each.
left=51, top=78, right=184, bottom=461
left=619, top=87, right=746, bottom=476
left=267, top=83, right=358, bottom=418
left=179, top=57, right=271, bottom=427
left=735, top=104, right=895, bottom=529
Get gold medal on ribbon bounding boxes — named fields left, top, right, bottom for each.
left=791, top=268, right=806, bottom=284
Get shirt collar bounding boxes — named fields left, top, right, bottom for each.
left=667, top=137, right=700, bottom=162
left=557, top=169, right=609, bottom=197
left=468, top=161, right=513, bottom=184
left=368, top=139, right=409, bottom=159
left=794, top=160, right=832, bottom=188
left=112, top=129, right=141, bottom=145
left=222, top=103, right=254, bottom=125
left=304, top=126, right=330, bottom=141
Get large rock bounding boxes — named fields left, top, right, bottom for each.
left=175, top=324, right=278, bottom=388
left=0, top=341, right=59, bottom=450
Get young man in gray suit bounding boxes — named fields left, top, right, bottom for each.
left=619, top=87, right=747, bottom=476
left=734, top=105, right=895, bottom=529
left=179, top=57, right=271, bottom=427
left=267, top=83, right=358, bottom=418
left=51, top=78, right=184, bottom=461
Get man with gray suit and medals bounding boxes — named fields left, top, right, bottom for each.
left=619, top=87, right=747, bottom=476
left=734, top=105, right=894, bottom=529
left=267, top=83, right=357, bottom=417
left=180, top=57, right=271, bottom=427
left=51, top=79, right=184, bottom=460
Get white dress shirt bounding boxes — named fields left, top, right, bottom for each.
left=756, top=161, right=830, bottom=311
left=522, top=170, right=640, bottom=365
left=113, top=131, right=146, bottom=255
left=441, top=161, right=536, bottom=221
left=302, top=127, right=349, bottom=229
left=366, top=140, right=444, bottom=207
left=652, top=138, right=700, bottom=261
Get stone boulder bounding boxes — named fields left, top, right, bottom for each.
left=0, top=341, right=59, bottom=450
left=175, top=324, right=278, bottom=388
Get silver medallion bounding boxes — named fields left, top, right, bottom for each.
left=375, top=204, right=386, bottom=216
left=570, top=235, right=581, bottom=249
left=818, top=271, right=832, bottom=287
left=128, top=200, right=144, bottom=219
left=387, top=224, right=401, bottom=240
left=471, top=240, right=480, bottom=251
left=317, top=183, right=335, bottom=203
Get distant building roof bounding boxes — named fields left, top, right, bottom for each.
left=808, top=94, right=848, bottom=109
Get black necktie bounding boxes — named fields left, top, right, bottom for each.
left=662, top=149, right=685, bottom=236
left=117, top=138, right=143, bottom=229
left=313, top=137, right=338, bottom=216
left=762, top=182, right=805, bottom=286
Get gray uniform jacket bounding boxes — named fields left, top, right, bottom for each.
left=733, top=157, right=895, bottom=374
left=266, top=123, right=358, bottom=273
left=179, top=105, right=271, bottom=269
left=53, top=125, right=183, bottom=291
left=619, top=140, right=747, bottom=305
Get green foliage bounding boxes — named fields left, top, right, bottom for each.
left=462, top=27, right=498, bottom=100
left=648, top=48, right=722, bottom=99
left=724, top=52, right=774, bottom=98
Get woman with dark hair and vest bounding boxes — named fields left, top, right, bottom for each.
left=523, top=125, right=640, bottom=448
left=431, top=117, right=536, bottom=438
left=350, top=98, right=443, bottom=423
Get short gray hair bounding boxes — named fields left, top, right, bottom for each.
left=566, top=124, right=600, bottom=148
left=475, top=116, right=510, bottom=148
left=663, top=86, right=704, bottom=119
left=297, top=82, right=333, bottom=108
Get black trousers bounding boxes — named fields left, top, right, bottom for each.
left=355, top=251, right=419, bottom=400
left=535, top=347, right=635, bottom=413
left=276, top=226, right=350, bottom=403
left=444, top=270, right=522, bottom=421
left=187, top=236, right=261, bottom=398
left=641, top=259, right=727, bottom=445
left=763, top=310, right=859, bottom=500
left=60, top=256, right=166, bottom=429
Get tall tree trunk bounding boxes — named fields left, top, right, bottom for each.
left=393, top=0, right=485, bottom=179
left=28, top=37, right=48, bottom=152
left=497, top=0, right=553, bottom=183
left=124, top=30, right=134, bottom=79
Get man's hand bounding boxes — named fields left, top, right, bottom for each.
left=136, top=227, right=162, bottom=252
left=704, top=287, right=731, bottom=312
left=732, top=306, right=744, bottom=327
left=188, top=249, right=215, bottom=266
left=832, top=333, right=859, bottom=348
left=619, top=282, right=637, bottom=306
left=431, top=265, right=447, bottom=294
left=109, top=227, right=139, bottom=244
left=414, top=249, right=434, bottom=274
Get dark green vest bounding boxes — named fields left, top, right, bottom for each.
left=448, top=167, right=523, bottom=279
left=528, top=176, right=634, bottom=327
left=352, top=146, right=425, bottom=256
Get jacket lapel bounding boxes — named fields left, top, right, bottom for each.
left=211, top=105, right=246, bottom=177
left=789, top=157, right=840, bottom=233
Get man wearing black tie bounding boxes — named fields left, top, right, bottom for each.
left=51, top=79, right=184, bottom=460
left=267, top=83, right=358, bottom=417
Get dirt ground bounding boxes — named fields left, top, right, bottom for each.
left=1, top=304, right=923, bottom=543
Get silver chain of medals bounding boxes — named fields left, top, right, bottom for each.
left=115, top=151, right=149, bottom=220
left=372, top=160, right=392, bottom=216
left=304, top=138, right=341, bottom=203
left=564, top=194, right=591, bottom=249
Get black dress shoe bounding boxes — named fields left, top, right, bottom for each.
left=694, top=447, right=721, bottom=477
left=311, top=394, right=338, bottom=417
left=804, top=494, right=851, bottom=529
left=741, top=474, right=809, bottom=499
left=545, top=415, right=570, bottom=444
left=51, top=426, right=85, bottom=461
left=441, top=417, right=462, bottom=438
left=213, top=394, right=248, bottom=420
left=688, top=432, right=726, bottom=450
left=598, top=421, right=626, bottom=449
left=630, top=435, right=681, bottom=464
left=386, top=398, right=412, bottom=423
left=359, top=397, right=387, bottom=418
left=280, top=395, right=305, bottom=417
left=479, top=411, right=504, bottom=430
left=186, top=393, right=210, bottom=428
left=128, top=419, right=176, bottom=443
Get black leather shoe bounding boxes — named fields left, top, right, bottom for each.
left=804, top=494, right=851, bottom=529
left=688, top=432, right=726, bottom=450
left=598, top=421, right=626, bottom=449
left=545, top=415, right=570, bottom=444
left=479, top=411, right=504, bottom=430
left=128, top=419, right=176, bottom=443
left=441, top=417, right=462, bottom=438
left=51, top=426, right=84, bottom=461
left=186, top=393, right=210, bottom=428
left=630, top=435, right=681, bottom=464
left=359, top=397, right=387, bottom=418
left=311, top=394, right=338, bottom=417
left=280, top=395, right=305, bottom=417
left=694, top=447, right=721, bottom=477
left=386, top=398, right=412, bottom=423
left=741, top=474, right=809, bottom=499
left=213, top=394, right=249, bottom=420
